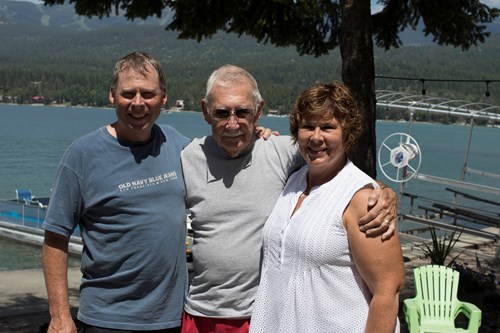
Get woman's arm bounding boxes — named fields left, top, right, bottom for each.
left=344, top=186, right=406, bottom=333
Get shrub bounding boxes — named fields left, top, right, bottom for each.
left=420, top=226, right=463, bottom=266
left=451, top=260, right=497, bottom=293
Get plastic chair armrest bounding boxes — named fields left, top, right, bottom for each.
left=403, top=298, right=420, bottom=333
left=455, top=301, right=482, bottom=333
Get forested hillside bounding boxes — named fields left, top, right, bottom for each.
left=1, top=1, right=499, bottom=113
left=1, top=23, right=346, bottom=110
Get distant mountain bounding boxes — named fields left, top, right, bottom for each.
left=0, top=0, right=172, bottom=30
left=397, top=20, right=500, bottom=46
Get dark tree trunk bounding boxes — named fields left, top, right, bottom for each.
left=339, top=0, right=377, bottom=178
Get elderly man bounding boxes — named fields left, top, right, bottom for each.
left=180, top=65, right=397, bottom=333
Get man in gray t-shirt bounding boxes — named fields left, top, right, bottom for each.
left=180, top=65, right=397, bottom=333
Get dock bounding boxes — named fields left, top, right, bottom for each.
left=398, top=188, right=499, bottom=262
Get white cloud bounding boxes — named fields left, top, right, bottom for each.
left=481, top=0, right=500, bottom=6
left=371, top=4, right=383, bottom=14
left=10, top=0, right=43, bottom=3
left=371, top=0, right=499, bottom=13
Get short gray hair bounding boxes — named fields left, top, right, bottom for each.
left=204, top=65, right=263, bottom=109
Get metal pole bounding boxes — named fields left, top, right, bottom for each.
left=454, top=117, right=475, bottom=208
left=400, top=110, right=414, bottom=216
left=460, top=117, right=475, bottom=182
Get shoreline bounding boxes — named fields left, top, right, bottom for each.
left=1, top=103, right=497, bottom=127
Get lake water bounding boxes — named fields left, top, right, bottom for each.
left=1, top=104, right=499, bottom=269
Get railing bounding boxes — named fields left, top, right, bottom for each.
left=0, top=199, right=47, bottom=229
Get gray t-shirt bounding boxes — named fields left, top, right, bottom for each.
left=181, top=134, right=303, bottom=318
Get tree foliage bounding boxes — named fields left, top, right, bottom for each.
left=40, top=0, right=499, bottom=176
left=372, top=0, right=499, bottom=50
left=43, top=0, right=499, bottom=54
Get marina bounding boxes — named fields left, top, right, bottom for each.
left=0, top=102, right=499, bottom=264
left=0, top=101, right=499, bottom=332
left=0, top=101, right=500, bottom=270
left=374, top=91, right=499, bottom=263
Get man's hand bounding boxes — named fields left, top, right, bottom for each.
left=358, top=186, right=398, bottom=241
left=256, top=126, right=280, bottom=140
left=47, top=316, right=77, bottom=333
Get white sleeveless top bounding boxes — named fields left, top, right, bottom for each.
left=250, top=161, right=399, bottom=333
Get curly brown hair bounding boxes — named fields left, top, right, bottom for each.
left=289, top=81, right=364, bottom=158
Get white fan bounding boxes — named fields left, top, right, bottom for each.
left=378, top=133, right=422, bottom=183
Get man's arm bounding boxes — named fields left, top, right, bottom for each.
left=43, top=231, right=77, bottom=333
left=358, top=183, right=398, bottom=241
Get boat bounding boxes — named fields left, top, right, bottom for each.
left=163, top=99, right=185, bottom=114
left=0, top=189, right=83, bottom=255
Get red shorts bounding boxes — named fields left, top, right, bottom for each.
left=181, top=311, right=250, bottom=333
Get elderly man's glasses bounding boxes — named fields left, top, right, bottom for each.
left=211, top=108, right=254, bottom=121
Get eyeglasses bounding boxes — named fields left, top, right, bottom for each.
left=211, top=108, right=255, bottom=121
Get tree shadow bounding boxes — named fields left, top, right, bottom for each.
left=0, top=287, right=80, bottom=332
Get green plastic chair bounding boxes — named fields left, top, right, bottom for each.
left=404, top=265, right=482, bottom=333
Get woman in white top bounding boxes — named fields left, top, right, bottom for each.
left=250, top=81, right=406, bottom=333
